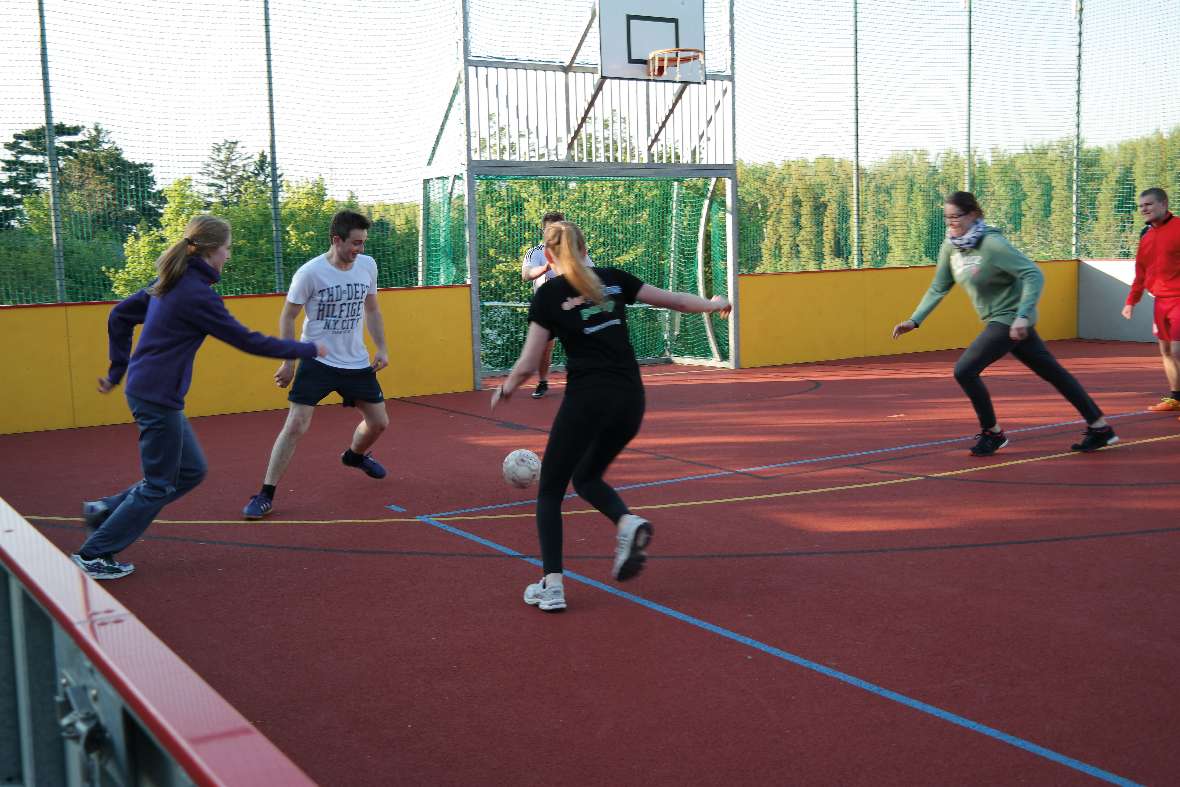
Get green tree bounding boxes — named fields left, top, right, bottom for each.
left=0, top=123, right=90, bottom=228
left=54, top=125, right=163, bottom=237
left=109, top=177, right=206, bottom=296
left=200, top=140, right=252, bottom=206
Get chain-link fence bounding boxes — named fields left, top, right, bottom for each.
left=2, top=1, right=1177, bottom=304
left=736, top=0, right=1178, bottom=274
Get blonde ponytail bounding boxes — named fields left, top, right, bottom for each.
left=149, top=214, right=231, bottom=296
left=544, top=220, right=604, bottom=304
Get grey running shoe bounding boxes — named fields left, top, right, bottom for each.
left=71, top=553, right=135, bottom=580
left=612, top=514, right=653, bottom=581
left=523, top=578, right=566, bottom=611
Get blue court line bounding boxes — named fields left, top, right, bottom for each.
left=416, top=514, right=1141, bottom=786
left=385, top=503, right=406, bottom=512
left=429, top=409, right=1150, bottom=518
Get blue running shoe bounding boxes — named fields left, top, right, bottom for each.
left=342, top=451, right=386, bottom=479
left=242, top=494, right=274, bottom=520
left=71, top=553, right=135, bottom=580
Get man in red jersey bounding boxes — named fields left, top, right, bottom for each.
left=1123, top=188, right=1180, bottom=416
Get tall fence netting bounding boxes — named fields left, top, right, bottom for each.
left=2, top=0, right=1179, bottom=306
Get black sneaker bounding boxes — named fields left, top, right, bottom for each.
left=970, top=430, right=1008, bottom=456
left=531, top=380, right=549, bottom=399
left=82, top=500, right=111, bottom=532
left=1071, top=426, right=1119, bottom=453
left=342, top=451, right=387, bottom=479
left=71, top=553, right=135, bottom=580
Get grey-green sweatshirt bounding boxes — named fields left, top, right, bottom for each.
left=909, top=228, right=1043, bottom=328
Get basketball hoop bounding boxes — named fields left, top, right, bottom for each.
left=646, top=48, right=704, bottom=81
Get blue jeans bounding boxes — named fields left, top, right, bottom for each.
left=80, top=394, right=207, bottom=557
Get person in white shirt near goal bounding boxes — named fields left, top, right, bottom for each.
left=520, top=211, right=593, bottom=398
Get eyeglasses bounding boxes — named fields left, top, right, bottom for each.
left=943, top=212, right=968, bottom=221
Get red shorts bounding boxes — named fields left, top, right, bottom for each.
left=1153, top=296, right=1180, bottom=341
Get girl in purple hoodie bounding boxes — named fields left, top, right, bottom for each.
left=74, top=215, right=324, bottom=580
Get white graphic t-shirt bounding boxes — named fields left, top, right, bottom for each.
left=522, top=244, right=594, bottom=292
left=287, top=253, right=378, bottom=369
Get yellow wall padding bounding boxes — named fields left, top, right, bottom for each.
left=3, top=305, right=76, bottom=432
left=0, top=285, right=474, bottom=435
left=738, top=260, right=1078, bottom=368
left=0, top=263, right=1080, bottom=435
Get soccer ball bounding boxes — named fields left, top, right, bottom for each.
left=502, top=449, right=541, bottom=488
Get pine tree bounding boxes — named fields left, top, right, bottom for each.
left=0, top=123, right=88, bottom=228
left=200, top=140, right=252, bottom=205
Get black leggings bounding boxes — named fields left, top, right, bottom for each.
left=536, top=384, right=645, bottom=574
left=953, top=321, right=1103, bottom=429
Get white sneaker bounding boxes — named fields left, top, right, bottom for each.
left=523, top=579, right=567, bottom=612
left=612, top=514, right=653, bottom=581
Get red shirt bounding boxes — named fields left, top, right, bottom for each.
left=1129, top=212, right=1180, bottom=304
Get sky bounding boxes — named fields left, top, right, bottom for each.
left=1, top=0, right=1176, bottom=204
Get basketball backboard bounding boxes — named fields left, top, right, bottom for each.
left=598, top=0, right=706, bottom=82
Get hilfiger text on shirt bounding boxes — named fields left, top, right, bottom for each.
left=314, top=282, right=370, bottom=332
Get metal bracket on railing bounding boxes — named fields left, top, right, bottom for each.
left=56, top=675, right=110, bottom=785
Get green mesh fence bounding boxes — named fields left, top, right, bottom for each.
left=421, top=176, right=468, bottom=287
left=472, top=176, right=729, bottom=372
left=0, top=168, right=422, bottom=304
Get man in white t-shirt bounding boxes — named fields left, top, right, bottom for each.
left=520, top=211, right=593, bottom=398
left=242, top=211, right=391, bottom=520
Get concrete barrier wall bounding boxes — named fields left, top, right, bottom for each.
left=1078, top=259, right=1155, bottom=342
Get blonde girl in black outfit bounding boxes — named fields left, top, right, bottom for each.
left=492, top=221, right=731, bottom=612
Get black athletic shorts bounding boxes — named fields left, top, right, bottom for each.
left=288, top=359, right=384, bottom=407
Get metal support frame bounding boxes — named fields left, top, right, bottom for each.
left=646, top=83, right=690, bottom=154
left=427, top=72, right=463, bottom=168
left=725, top=0, right=740, bottom=368
left=696, top=177, right=722, bottom=362
left=37, top=0, right=66, bottom=303
left=8, top=573, right=68, bottom=786
left=689, top=83, right=730, bottom=163
left=567, top=7, right=597, bottom=72
left=417, top=182, right=428, bottom=287
left=461, top=0, right=482, bottom=389
left=851, top=0, right=861, bottom=270
left=965, top=0, right=973, bottom=192
left=1072, top=0, right=1083, bottom=259
left=263, top=0, right=285, bottom=292
left=565, top=77, right=607, bottom=160
left=449, top=0, right=740, bottom=380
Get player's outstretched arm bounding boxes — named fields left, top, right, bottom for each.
left=492, top=322, right=550, bottom=410
left=635, top=284, right=730, bottom=316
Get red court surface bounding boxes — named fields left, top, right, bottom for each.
left=2, top=339, right=1178, bottom=786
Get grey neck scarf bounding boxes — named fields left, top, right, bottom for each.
left=948, top=218, right=988, bottom=250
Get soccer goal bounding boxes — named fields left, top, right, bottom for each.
left=423, top=0, right=738, bottom=384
